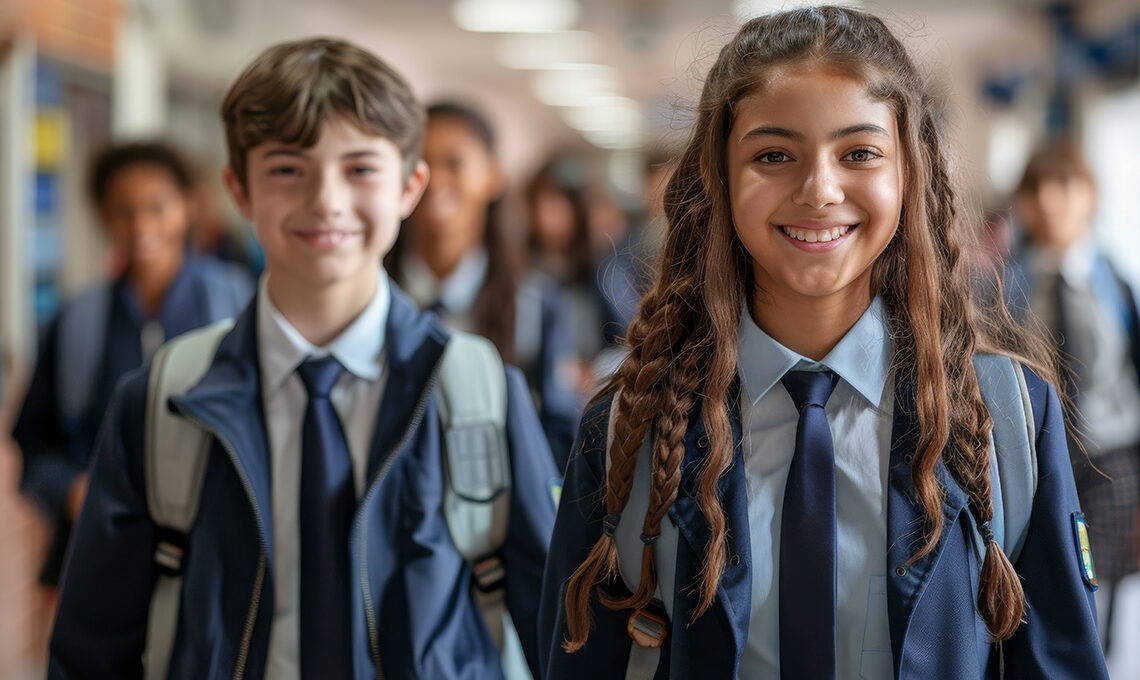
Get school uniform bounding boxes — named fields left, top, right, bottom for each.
left=1004, top=237, right=1140, bottom=584
left=13, top=255, right=253, bottom=584
left=48, top=277, right=558, bottom=680
left=539, top=298, right=1106, bottom=679
left=400, top=249, right=580, bottom=471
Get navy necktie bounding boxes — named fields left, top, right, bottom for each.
left=297, top=357, right=355, bottom=678
left=779, top=369, right=839, bottom=680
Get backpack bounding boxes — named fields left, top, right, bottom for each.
left=56, top=263, right=251, bottom=429
left=140, top=322, right=526, bottom=679
left=616, top=353, right=1041, bottom=679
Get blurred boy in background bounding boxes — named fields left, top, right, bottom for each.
left=1005, top=139, right=1140, bottom=652
left=12, top=141, right=253, bottom=586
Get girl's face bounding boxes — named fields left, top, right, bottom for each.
left=412, top=116, right=502, bottom=257
left=726, top=63, right=903, bottom=311
left=531, top=181, right=576, bottom=256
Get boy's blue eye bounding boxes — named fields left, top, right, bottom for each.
left=350, top=166, right=377, bottom=176
left=269, top=166, right=301, bottom=176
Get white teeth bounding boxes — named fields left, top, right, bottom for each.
left=780, top=225, right=851, bottom=242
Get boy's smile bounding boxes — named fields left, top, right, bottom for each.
left=224, top=114, right=427, bottom=310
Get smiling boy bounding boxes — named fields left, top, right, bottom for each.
left=49, top=38, right=557, bottom=680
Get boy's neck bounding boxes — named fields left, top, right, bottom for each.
left=750, top=288, right=871, bottom=362
left=266, top=269, right=378, bottom=347
left=127, top=251, right=185, bottom=317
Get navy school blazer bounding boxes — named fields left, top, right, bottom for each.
left=49, top=282, right=558, bottom=680
left=538, top=363, right=1107, bottom=679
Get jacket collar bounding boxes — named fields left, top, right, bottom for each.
left=663, top=375, right=971, bottom=677
left=169, top=278, right=450, bottom=559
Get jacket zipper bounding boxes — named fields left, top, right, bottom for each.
left=174, top=409, right=268, bottom=680
left=356, top=367, right=443, bottom=680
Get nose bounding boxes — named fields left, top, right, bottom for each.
left=792, top=156, right=844, bottom=209
left=309, top=167, right=348, bottom=218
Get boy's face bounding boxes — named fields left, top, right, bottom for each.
left=224, top=114, right=427, bottom=294
left=1015, top=174, right=1095, bottom=251
left=100, top=163, right=192, bottom=270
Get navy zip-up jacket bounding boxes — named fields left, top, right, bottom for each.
left=49, top=283, right=558, bottom=679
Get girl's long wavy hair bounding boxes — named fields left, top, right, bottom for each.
left=563, top=5, right=1058, bottom=652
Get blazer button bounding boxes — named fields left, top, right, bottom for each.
left=895, top=566, right=907, bottom=577
left=731, top=554, right=742, bottom=566
left=697, top=435, right=709, bottom=449
left=903, top=454, right=913, bottom=464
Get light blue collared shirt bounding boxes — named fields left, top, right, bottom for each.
left=737, top=296, right=894, bottom=680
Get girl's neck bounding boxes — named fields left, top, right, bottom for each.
left=266, top=269, right=377, bottom=348
left=414, top=223, right=485, bottom=280
left=127, top=251, right=185, bottom=317
left=750, top=288, right=872, bottom=361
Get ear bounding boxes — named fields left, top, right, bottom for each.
left=221, top=165, right=253, bottom=221
left=486, top=162, right=506, bottom=201
left=399, top=159, right=430, bottom=219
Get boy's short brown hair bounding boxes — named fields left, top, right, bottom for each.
left=1015, top=139, right=1095, bottom=196
left=221, top=37, right=425, bottom=187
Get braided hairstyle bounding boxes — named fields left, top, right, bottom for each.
left=562, top=5, right=1058, bottom=651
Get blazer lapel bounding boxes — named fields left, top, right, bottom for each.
left=885, top=376, right=971, bottom=678
left=666, top=384, right=751, bottom=677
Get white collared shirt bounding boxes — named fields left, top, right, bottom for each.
left=736, top=297, right=895, bottom=679
left=400, top=248, right=487, bottom=331
left=1025, top=237, right=1140, bottom=452
left=256, top=273, right=390, bottom=680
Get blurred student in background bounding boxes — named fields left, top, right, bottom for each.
left=1005, top=139, right=1140, bottom=652
left=386, top=102, right=578, bottom=469
left=11, top=141, right=254, bottom=586
left=525, top=156, right=625, bottom=397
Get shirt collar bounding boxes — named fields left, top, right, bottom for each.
left=400, top=248, right=488, bottom=313
left=257, top=272, right=389, bottom=394
left=117, top=256, right=196, bottom=325
left=737, top=295, right=891, bottom=408
left=1026, top=234, right=1096, bottom=287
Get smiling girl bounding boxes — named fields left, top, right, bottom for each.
left=537, top=7, right=1107, bottom=679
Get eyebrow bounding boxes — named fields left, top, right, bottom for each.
left=258, top=148, right=384, bottom=160
left=740, top=123, right=890, bottom=143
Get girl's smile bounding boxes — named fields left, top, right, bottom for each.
left=777, top=222, right=856, bottom=250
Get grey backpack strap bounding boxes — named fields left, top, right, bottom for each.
left=142, top=320, right=233, bottom=680
left=57, top=283, right=112, bottom=426
left=974, top=354, right=1039, bottom=565
left=436, top=331, right=527, bottom=674
left=605, top=391, right=669, bottom=680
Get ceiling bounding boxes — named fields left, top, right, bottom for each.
left=150, top=0, right=1137, bottom=184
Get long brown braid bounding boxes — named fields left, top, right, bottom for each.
left=562, top=6, right=1058, bottom=651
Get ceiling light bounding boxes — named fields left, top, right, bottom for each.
left=530, top=64, right=620, bottom=107
left=496, top=31, right=599, bottom=69
left=453, top=0, right=580, bottom=33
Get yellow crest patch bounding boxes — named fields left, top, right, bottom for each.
left=548, top=477, right=563, bottom=509
left=1071, top=512, right=1098, bottom=590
